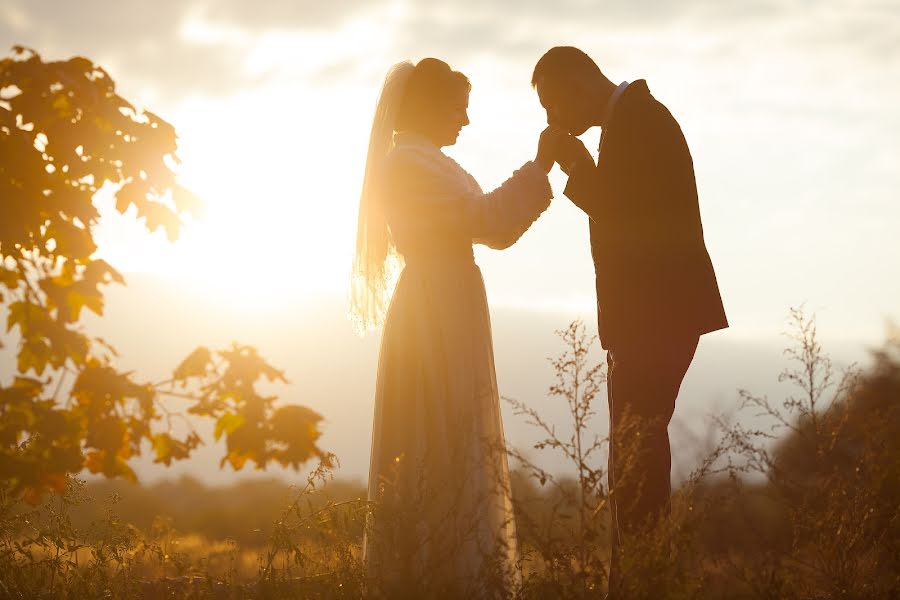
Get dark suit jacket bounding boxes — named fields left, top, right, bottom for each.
left=564, top=80, right=728, bottom=349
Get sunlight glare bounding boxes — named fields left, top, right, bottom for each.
left=93, top=81, right=376, bottom=314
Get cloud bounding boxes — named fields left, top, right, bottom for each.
left=3, top=0, right=899, bottom=108
left=198, top=0, right=380, bottom=31
left=0, top=0, right=381, bottom=106
left=0, top=0, right=238, bottom=105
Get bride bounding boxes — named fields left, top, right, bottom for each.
left=352, top=58, right=559, bottom=596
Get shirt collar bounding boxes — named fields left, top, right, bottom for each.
left=601, top=81, right=630, bottom=128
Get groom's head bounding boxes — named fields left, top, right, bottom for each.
left=532, top=47, right=614, bottom=136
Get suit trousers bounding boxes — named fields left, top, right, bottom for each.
left=606, top=333, right=699, bottom=583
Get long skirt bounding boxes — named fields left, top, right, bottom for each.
left=363, top=259, right=520, bottom=597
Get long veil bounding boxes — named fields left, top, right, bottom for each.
left=349, top=61, right=415, bottom=333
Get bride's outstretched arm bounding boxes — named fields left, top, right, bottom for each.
left=468, top=161, right=552, bottom=249
left=382, top=149, right=552, bottom=249
left=468, top=125, right=561, bottom=249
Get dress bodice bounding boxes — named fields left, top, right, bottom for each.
left=381, top=131, right=553, bottom=270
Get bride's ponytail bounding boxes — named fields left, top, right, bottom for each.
left=349, top=61, right=415, bottom=334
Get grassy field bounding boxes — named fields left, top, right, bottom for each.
left=2, top=316, right=899, bottom=599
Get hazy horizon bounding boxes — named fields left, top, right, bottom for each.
left=3, top=272, right=879, bottom=486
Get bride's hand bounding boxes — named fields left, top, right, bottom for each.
left=535, top=126, right=565, bottom=173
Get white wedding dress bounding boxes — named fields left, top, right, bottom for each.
left=364, top=130, right=552, bottom=595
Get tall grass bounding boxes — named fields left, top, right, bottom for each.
left=2, top=309, right=898, bottom=598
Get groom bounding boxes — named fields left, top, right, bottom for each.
left=532, top=47, right=728, bottom=587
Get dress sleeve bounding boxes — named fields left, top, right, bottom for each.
left=468, top=161, right=553, bottom=250
left=383, top=149, right=553, bottom=250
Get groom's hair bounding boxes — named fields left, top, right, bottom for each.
left=396, top=58, right=471, bottom=132
left=532, top=46, right=603, bottom=90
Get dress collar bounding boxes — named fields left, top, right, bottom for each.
left=393, top=130, right=438, bottom=150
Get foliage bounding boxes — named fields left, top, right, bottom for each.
left=0, top=46, right=327, bottom=504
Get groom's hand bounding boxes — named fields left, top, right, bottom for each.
left=555, top=135, right=593, bottom=176
left=535, top=126, right=566, bottom=173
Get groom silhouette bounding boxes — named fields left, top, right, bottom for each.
left=532, top=47, right=728, bottom=592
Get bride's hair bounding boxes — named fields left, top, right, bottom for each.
left=351, top=58, right=470, bottom=334
left=395, top=58, right=471, bottom=133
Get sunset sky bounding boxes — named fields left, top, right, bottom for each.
left=2, top=0, right=898, bottom=481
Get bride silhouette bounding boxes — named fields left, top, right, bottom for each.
left=352, top=58, right=559, bottom=596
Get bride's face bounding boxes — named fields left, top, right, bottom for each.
left=427, top=88, right=470, bottom=148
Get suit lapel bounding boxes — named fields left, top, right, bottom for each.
left=595, top=79, right=649, bottom=181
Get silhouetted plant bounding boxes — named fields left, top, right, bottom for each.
left=0, top=46, right=328, bottom=504
left=705, top=308, right=900, bottom=598
left=504, top=320, right=610, bottom=597
left=504, top=321, right=710, bottom=599
left=255, top=456, right=369, bottom=599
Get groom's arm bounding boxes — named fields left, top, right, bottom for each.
left=563, top=161, right=602, bottom=218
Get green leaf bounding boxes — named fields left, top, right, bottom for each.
left=173, top=185, right=203, bottom=217
left=6, top=300, right=46, bottom=334
left=138, top=200, right=181, bottom=241
left=151, top=433, right=191, bottom=466
left=65, top=282, right=104, bottom=321
left=0, top=266, right=20, bottom=288
left=269, top=405, right=325, bottom=469
left=115, top=180, right=148, bottom=214
left=17, top=339, right=52, bottom=375
left=173, top=346, right=212, bottom=381
left=214, top=412, right=245, bottom=442
left=44, top=220, right=97, bottom=261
